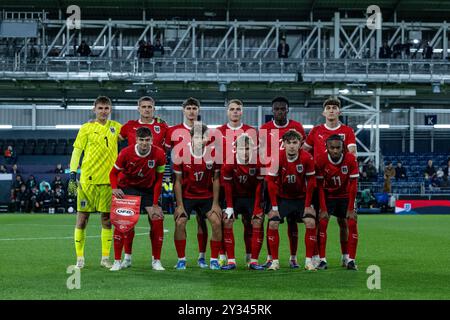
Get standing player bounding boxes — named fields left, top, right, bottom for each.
left=120, top=96, right=169, bottom=150
left=69, top=96, right=122, bottom=269
left=165, top=97, right=211, bottom=269
left=172, top=124, right=223, bottom=270
left=109, top=127, right=166, bottom=271
left=265, top=130, right=317, bottom=271
left=259, top=96, right=306, bottom=268
left=315, top=135, right=359, bottom=270
left=303, top=96, right=357, bottom=267
left=221, top=134, right=265, bottom=270
left=216, top=99, right=258, bottom=265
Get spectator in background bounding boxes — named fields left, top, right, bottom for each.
left=443, top=158, right=450, bottom=179
left=277, top=37, right=289, bottom=58
left=0, top=164, right=7, bottom=174
left=360, top=171, right=370, bottom=182
left=39, top=180, right=51, bottom=193
left=12, top=175, right=24, bottom=193
left=76, top=40, right=91, bottom=57
left=379, top=41, right=392, bottom=59
left=52, top=175, right=64, bottom=191
left=423, top=41, right=433, bottom=59
left=55, top=163, right=64, bottom=174
left=392, top=42, right=402, bottom=58
left=153, top=39, right=165, bottom=56
left=30, top=187, right=40, bottom=213
left=383, top=161, right=396, bottom=193
left=38, top=185, right=54, bottom=213
left=364, top=160, right=378, bottom=182
left=15, top=184, right=30, bottom=213
left=424, top=159, right=436, bottom=181
left=53, top=185, right=66, bottom=210
left=26, top=175, right=37, bottom=190
left=10, top=164, right=20, bottom=175
left=4, top=145, right=17, bottom=165
left=395, top=161, right=407, bottom=181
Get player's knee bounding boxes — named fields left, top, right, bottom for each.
left=252, top=218, right=263, bottom=228
left=175, top=217, right=187, bottom=229
left=223, top=219, right=234, bottom=228
left=268, top=220, right=279, bottom=229
left=304, top=218, right=315, bottom=229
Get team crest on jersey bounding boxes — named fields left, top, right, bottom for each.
left=148, top=160, right=155, bottom=168
left=341, top=166, right=348, bottom=174
left=338, top=133, right=346, bottom=141
left=154, top=126, right=160, bottom=134
left=80, top=200, right=87, bottom=209
left=110, top=127, right=116, bottom=134
left=296, top=164, right=304, bottom=173
left=249, top=168, right=256, bottom=176
left=206, top=162, right=213, bottom=170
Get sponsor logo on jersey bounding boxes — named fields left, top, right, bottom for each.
left=296, top=164, right=304, bottom=173
left=115, top=208, right=135, bottom=216
left=338, top=133, right=346, bottom=141
left=341, top=165, right=348, bottom=174
left=154, top=126, right=160, bottom=133
left=206, top=162, right=213, bottom=170
left=110, top=127, right=116, bottom=134
left=148, top=160, right=155, bottom=168
left=249, top=168, right=256, bottom=176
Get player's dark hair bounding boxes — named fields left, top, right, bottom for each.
left=271, top=96, right=289, bottom=109
left=182, top=97, right=201, bottom=109
left=326, top=134, right=343, bottom=144
left=190, top=123, right=208, bottom=138
left=227, top=99, right=243, bottom=108
left=138, top=96, right=155, bottom=106
left=282, top=130, right=302, bottom=142
left=136, top=127, right=153, bottom=138
left=94, top=96, right=112, bottom=107
left=323, top=96, right=341, bottom=109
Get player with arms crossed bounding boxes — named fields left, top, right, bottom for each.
left=166, top=98, right=211, bottom=269
left=221, top=134, right=265, bottom=270
left=172, top=124, right=223, bottom=270
left=69, top=96, right=122, bottom=269
left=265, top=130, right=317, bottom=271
left=215, top=99, right=258, bottom=266
left=259, top=96, right=306, bottom=268
left=303, top=96, right=357, bottom=267
left=120, top=96, right=169, bottom=150
left=109, top=127, right=166, bottom=271
left=315, top=134, right=359, bottom=270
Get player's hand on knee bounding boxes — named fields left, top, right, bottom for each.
left=150, top=205, right=164, bottom=220
left=346, top=209, right=357, bottom=220
left=304, top=206, right=316, bottom=218
left=268, top=208, right=280, bottom=220
left=174, top=206, right=186, bottom=220
left=211, top=203, right=222, bottom=216
left=319, top=209, right=329, bottom=220
left=223, top=207, right=234, bottom=221
left=252, top=208, right=264, bottom=221
left=112, top=188, right=125, bottom=199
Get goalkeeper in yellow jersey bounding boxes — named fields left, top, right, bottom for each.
left=69, top=96, right=122, bottom=269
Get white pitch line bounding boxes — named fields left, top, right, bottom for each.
left=0, top=233, right=148, bottom=241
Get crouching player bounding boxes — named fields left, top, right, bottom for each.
left=109, top=127, right=166, bottom=271
left=221, top=134, right=265, bottom=270
left=315, top=134, right=359, bottom=270
left=266, top=130, right=317, bottom=271
left=172, top=124, right=223, bottom=270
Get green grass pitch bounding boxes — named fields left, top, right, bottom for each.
left=0, top=213, right=449, bottom=300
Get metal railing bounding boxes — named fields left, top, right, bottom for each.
left=1, top=56, right=450, bottom=82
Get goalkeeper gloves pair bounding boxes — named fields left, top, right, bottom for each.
left=68, top=172, right=78, bottom=196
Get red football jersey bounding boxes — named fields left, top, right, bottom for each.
left=315, top=152, right=359, bottom=199
left=173, top=145, right=219, bottom=199
left=215, top=122, right=257, bottom=163
left=222, top=160, right=264, bottom=198
left=114, top=144, right=166, bottom=189
left=259, top=119, right=306, bottom=161
left=165, top=122, right=192, bottom=149
left=304, top=123, right=356, bottom=158
left=120, top=119, right=169, bottom=150
left=268, top=149, right=315, bottom=199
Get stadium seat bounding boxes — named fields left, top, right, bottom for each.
left=65, top=144, right=74, bottom=155
left=58, top=139, right=68, bottom=145
left=23, top=143, right=35, bottom=155
left=44, top=143, right=56, bottom=155
left=5, top=139, right=15, bottom=147
left=55, top=144, right=66, bottom=155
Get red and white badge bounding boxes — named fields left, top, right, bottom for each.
left=110, top=195, right=141, bottom=233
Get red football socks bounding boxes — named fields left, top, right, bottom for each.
left=267, top=228, right=279, bottom=260
left=319, top=219, right=329, bottom=259
left=113, top=228, right=124, bottom=260
left=150, top=219, right=164, bottom=260
left=223, top=227, right=235, bottom=260
left=305, top=227, right=317, bottom=259
left=251, top=227, right=264, bottom=260
left=347, top=219, right=358, bottom=260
